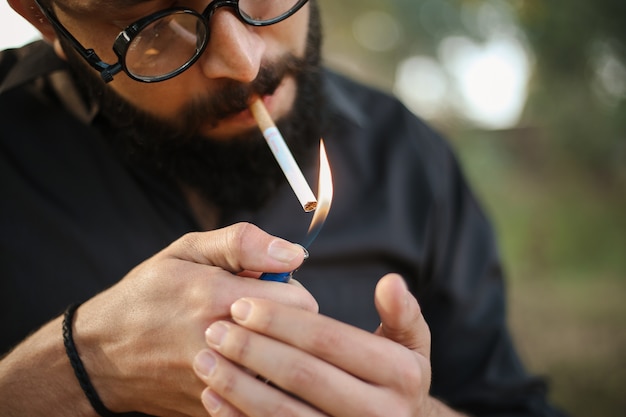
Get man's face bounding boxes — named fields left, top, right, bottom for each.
left=51, top=0, right=312, bottom=140
left=51, top=0, right=324, bottom=212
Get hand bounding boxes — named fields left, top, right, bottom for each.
left=193, top=274, right=462, bottom=417
left=74, top=223, right=317, bottom=416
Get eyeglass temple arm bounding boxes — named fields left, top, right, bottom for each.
left=86, top=53, right=122, bottom=83
left=74, top=48, right=121, bottom=83
left=33, top=0, right=122, bottom=83
left=55, top=35, right=123, bottom=83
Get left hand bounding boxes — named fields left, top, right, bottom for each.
left=193, top=273, right=450, bottom=417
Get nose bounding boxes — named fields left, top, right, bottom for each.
left=198, top=8, right=265, bottom=82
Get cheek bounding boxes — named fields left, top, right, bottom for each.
left=60, top=18, right=120, bottom=64
left=291, top=6, right=311, bottom=55
left=265, top=5, right=310, bottom=57
left=108, top=76, right=193, bottom=119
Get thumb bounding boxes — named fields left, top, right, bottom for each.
left=162, top=222, right=306, bottom=274
left=374, top=274, right=431, bottom=358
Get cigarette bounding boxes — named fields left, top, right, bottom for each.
left=249, top=97, right=317, bottom=212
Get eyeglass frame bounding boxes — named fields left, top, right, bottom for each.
left=33, top=0, right=310, bottom=83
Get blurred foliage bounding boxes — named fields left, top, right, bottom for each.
left=517, top=0, right=626, bottom=185
left=320, top=0, right=626, bottom=184
left=317, top=0, right=625, bottom=416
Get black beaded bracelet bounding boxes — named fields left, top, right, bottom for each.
left=62, top=303, right=120, bottom=417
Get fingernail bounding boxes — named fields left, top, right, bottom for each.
left=206, top=322, right=228, bottom=347
left=194, top=350, right=217, bottom=378
left=202, top=388, right=223, bottom=413
left=268, top=239, right=302, bottom=263
left=231, top=299, right=252, bottom=322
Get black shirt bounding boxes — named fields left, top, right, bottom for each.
left=0, top=41, right=566, bottom=416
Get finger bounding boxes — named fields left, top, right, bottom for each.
left=178, top=267, right=319, bottom=315
left=374, top=274, right=431, bottom=357
left=227, top=298, right=415, bottom=388
left=163, top=222, right=306, bottom=274
left=200, top=387, right=244, bottom=417
left=193, top=349, right=324, bottom=417
left=200, top=322, right=386, bottom=417
left=287, top=277, right=306, bottom=288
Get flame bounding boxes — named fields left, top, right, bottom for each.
left=302, top=140, right=333, bottom=248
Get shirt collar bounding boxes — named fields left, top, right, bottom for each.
left=1, top=41, right=98, bottom=124
left=0, top=41, right=64, bottom=93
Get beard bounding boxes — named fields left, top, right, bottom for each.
left=61, top=2, right=325, bottom=212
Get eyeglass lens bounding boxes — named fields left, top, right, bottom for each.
left=124, top=0, right=304, bottom=80
left=125, top=13, right=205, bottom=79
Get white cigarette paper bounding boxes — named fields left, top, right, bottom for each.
left=249, top=98, right=317, bottom=212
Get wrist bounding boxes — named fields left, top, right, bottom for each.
left=68, top=299, right=138, bottom=415
left=64, top=303, right=124, bottom=417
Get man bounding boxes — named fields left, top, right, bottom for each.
left=0, top=0, right=567, bottom=416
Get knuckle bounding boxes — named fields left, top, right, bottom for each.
left=301, top=291, right=320, bottom=314
left=223, top=222, right=258, bottom=267
left=308, top=326, right=343, bottom=355
left=227, top=222, right=256, bottom=250
left=285, top=281, right=319, bottom=313
left=250, top=306, right=275, bottom=333
left=396, top=356, right=425, bottom=392
left=284, top=359, right=317, bottom=387
left=227, top=328, right=253, bottom=363
left=178, top=231, right=203, bottom=251
left=268, top=400, right=300, bottom=417
left=168, top=231, right=204, bottom=260
left=213, top=370, right=238, bottom=397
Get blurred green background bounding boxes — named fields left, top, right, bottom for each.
left=318, top=0, right=625, bottom=416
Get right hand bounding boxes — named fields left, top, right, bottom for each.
left=73, top=222, right=317, bottom=417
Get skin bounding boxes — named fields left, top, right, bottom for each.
left=3, top=0, right=467, bottom=416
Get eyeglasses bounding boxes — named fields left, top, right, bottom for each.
left=34, top=0, right=309, bottom=83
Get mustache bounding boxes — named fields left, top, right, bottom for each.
left=175, top=53, right=308, bottom=139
